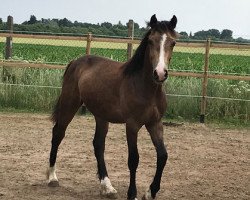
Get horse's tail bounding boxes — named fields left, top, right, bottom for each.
left=63, top=60, right=74, bottom=78
left=51, top=60, right=74, bottom=123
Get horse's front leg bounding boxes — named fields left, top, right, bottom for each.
left=143, top=121, right=168, bottom=200
left=93, top=117, right=117, bottom=198
left=126, top=121, right=142, bottom=200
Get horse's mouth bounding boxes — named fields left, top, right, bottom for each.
left=153, top=77, right=167, bottom=84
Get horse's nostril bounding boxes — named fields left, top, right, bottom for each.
left=164, top=70, right=168, bottom=78
left=153, top=70, right=158, bottom=79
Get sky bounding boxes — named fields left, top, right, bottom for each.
left=1, top=0, right=250, bottom=39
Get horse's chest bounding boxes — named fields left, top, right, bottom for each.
left=146, top=102, right=166, bottom=121
left=128, top=100, right=166, bottom=124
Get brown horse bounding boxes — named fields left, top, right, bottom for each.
left=47, top=14, right=178, bottom=200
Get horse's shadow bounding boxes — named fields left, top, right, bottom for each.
left=28, top=179, right=130, bottom=199
left=28, top=180, right=95, bottom=199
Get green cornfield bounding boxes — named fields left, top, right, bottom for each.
left=0, top=41, right=249, bottom=124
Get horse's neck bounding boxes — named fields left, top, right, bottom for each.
left=136, top=59, right=162, bottom=97
left=124, top=47, right=163, bottom=95
left=142, top=54, right=161, bottom=91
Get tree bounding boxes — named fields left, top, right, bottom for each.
left=193, top=29, right=221, bottom=40
left=58, top=18, right=72, bottom=27
left=0, top=18, right=3, bottom=29
left=235, top=37, right=250, bottom=43
left=114, top=21, right=126, bottom=29
left=52, top=18, right=59, bottom=24
left=179, top=31, right=188, bottom=38
left=220, top=29, right=233, bottom=40
left=101, top=22, right=112, bottom=29
left=208, top=29, right=220, bottom=39
left=193, top=30, right=207, bottom=39
left=189, top=32, right=193, bottom=38
left=11, top=15, right=248, bottom=42
left=28, top=15, right=37, bottom=24
left=134, top=23, right=139, bottom=30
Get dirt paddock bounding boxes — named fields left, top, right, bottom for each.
left=0, top=113, right=249, bottom=200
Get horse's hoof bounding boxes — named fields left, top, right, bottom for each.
left=105, top=192, right=118, bottom=199
left=141, top=187, right=154, bottom=200
left=101, top=191, right=118, bottom=199
left=101, top=189, right=118, bottom=199
left=101, top=192, right=118, bottom=199
left=48, top=180, right=59, bottom=187
left=142, top=194, right=153, bottom=200
left=100, top=178, right=118, bottom=199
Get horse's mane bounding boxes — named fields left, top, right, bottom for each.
left=123, top=30, right=151, bottom=75
left=123, top=20, right=176, bottom=76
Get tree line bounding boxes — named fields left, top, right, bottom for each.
left=0, top=15, right=249, bottom=43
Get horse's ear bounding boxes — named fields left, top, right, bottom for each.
left=169, top=15, right=177, bottom=29
left=149, top=14, right=158, bottom=28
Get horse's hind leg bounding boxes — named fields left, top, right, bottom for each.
left=47, top=93, right=82, bottom=187
left=93, top=117, right=117, bottom=198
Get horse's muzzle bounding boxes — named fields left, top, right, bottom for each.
left=153, top=69, right=168, bottom=83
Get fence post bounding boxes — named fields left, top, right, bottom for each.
left=127, top=19, right=134, bottom=60
left=85, top=32, right=92, bottom=55
left=200, top=38, right=211, bottom=123
left=5, top=15, right=13, bottom=59
left=3, top=16, right=14, bottom=82
left=81, top=32, right=92, bottom=115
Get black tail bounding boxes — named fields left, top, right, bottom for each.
left=51, top=61, right=74, bottom=123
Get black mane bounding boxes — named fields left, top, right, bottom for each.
left=123, top=30, right=151, bottom=76
left=123, top=20, right=175, bottom=76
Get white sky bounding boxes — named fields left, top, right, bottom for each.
left=1, top=0, right=250, bottom=38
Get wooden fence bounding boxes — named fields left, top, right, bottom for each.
left=0, top=16, right=250, bottom=122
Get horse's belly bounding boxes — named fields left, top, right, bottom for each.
left=78, top=68, right=125, bottom=123
left=83, top=99, right=125, bottom=123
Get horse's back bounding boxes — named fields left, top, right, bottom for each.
left=77, top=55, right=122, bottom=69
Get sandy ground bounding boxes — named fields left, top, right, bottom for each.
left=0, top=113, right=249, bottom=200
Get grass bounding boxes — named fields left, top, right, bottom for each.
left=1, top=41, right=249, bottom=74
left=171, top=52, right=250, bottom=74
left=175, top=46, right=250, bottom=56
left=0, top=42, right=128, bottom=63
left=0, top=40, right=249, bottom=124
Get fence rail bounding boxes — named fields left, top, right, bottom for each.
left=0, top=17, right=249, bottom=122
left=1, top=60, right=249, bottom=81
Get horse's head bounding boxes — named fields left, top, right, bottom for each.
left=147, top=14, right=178, bottom=83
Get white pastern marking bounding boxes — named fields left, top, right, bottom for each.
left=155, top=34, right=167, bottom=81
left=47, top=166, right=58, bottom=182
left=100, top=177, right=117, bottom=195
left=144, top=188, right=153, bottom=200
